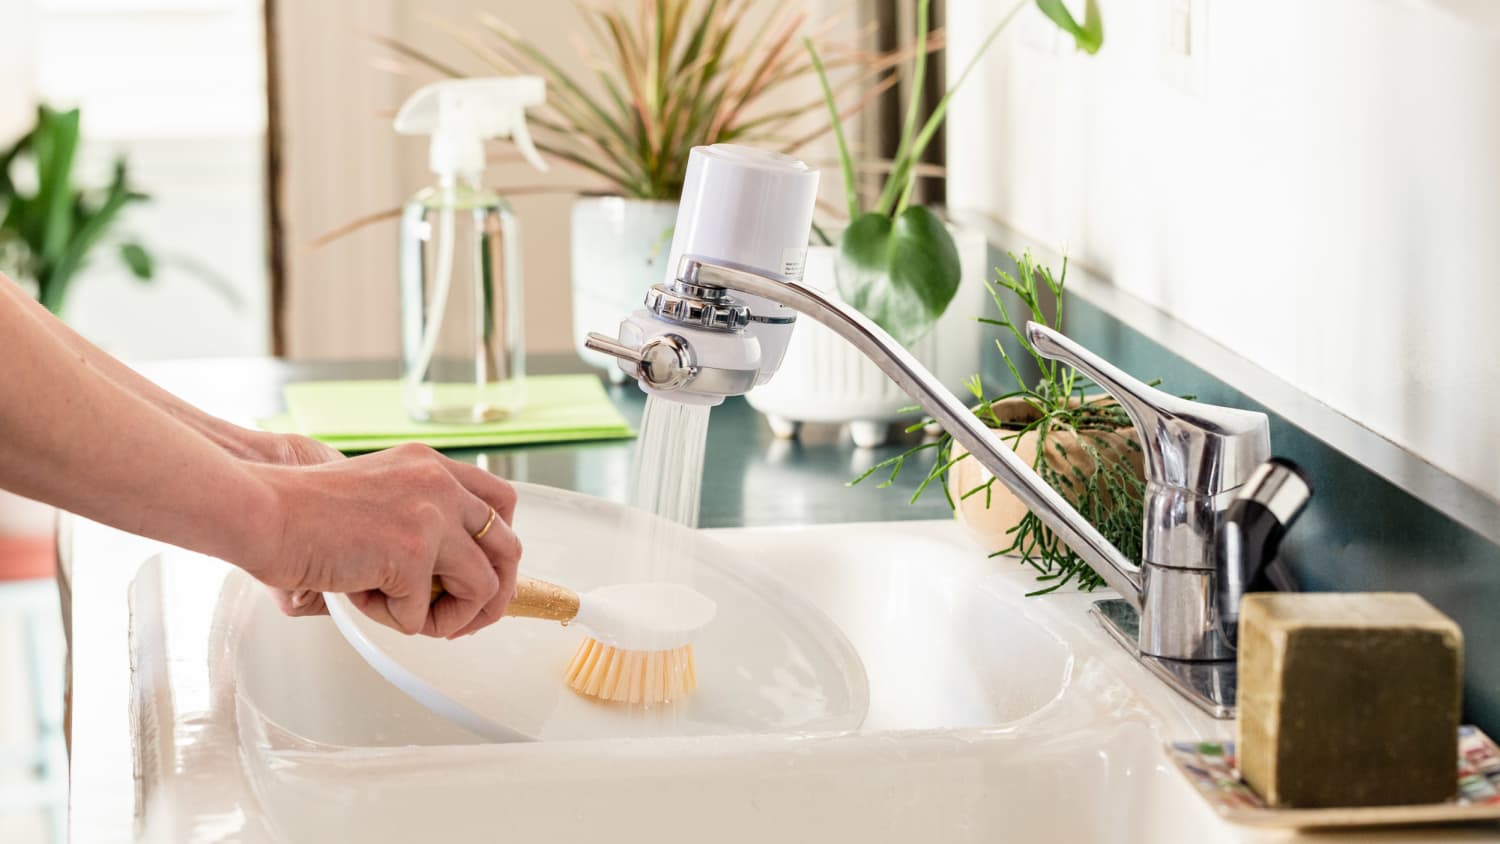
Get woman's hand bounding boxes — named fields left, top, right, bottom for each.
left=0, top=276, right=520, bottom=640
left=240, top=443, right=523, bottom=638
left=236, top=430, right=345, bottom=468
left=229, top=431, right=345, bottom=616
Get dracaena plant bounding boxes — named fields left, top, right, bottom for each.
left=380, top=0, right=913, bottom=201
left=0, top=105, right=154, bottom=315
left=808, top=0, right=1102, bottom=345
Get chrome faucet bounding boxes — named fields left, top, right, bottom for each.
left=588, top=255, right=1281, bottom=717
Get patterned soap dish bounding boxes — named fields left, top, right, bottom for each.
left=1167, top=726, right=1500, bottom=829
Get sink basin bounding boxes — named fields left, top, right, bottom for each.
left=231, top=517, right=1070, bottom=747
left=119, top=506, right=1484, bottom=842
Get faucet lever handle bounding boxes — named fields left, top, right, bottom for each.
left=584, top=332, right=646, bottom=366
left=1025, top=322, right=1270, bottom=494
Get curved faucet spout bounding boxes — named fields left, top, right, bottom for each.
left=691, top=262, right=1144, bottom=610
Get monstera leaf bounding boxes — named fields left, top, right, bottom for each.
left=835, top=206, right=961, bottom=346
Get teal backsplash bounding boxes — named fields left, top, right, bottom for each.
left=1048, top=287, right=1500, bottom=732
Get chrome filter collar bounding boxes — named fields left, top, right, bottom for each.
left=645, top=282, right=751, bottom=332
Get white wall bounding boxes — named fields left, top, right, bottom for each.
left=0, top=1, right=37, bottom=139
left=945, top=0, right=1500, bottom=501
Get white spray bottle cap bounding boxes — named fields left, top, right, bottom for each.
left=394, top=77, right=549, bottom=181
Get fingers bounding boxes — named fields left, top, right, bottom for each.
left=288, top=589, right=328, bottom=615
left=354, top=575, right=431, bottom=635
left=268, top=586, right=328, bottom=617
left=448, top=519, right=523, bottom=638
left=310, top=446, right=522, bottom=639
left=347, top=588, right=402, bottom=630
left=423, top=535, right=499, bottom=638
left=444, top=458, right=519, bottom=525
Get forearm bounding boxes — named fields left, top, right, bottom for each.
left=0, top=287, right=277, bottom=564
left=0, top=276, right=258, bottom=455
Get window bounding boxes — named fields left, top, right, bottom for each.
left=9, top=0, right=270, bottom=358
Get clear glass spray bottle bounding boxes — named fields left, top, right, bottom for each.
left=394, top=77, right=547, bottom=423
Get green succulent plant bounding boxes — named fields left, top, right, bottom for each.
left=0, top=105, right=154, bottom=315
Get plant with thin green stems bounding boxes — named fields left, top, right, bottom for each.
left=377, top=0, right=929, bottom=202
left=806, top=0, right=1101, bottom=346
left=0, top=105, right=154, bottom=315
left=852, top=250, right=1168, bottom=596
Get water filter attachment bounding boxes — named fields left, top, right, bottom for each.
left=583, top=145, right=819, bottom=406
left=665, top=145, right=819, bottom=383
left=394, top=77, right=548, bottom=180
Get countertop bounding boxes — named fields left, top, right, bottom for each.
left=135, top=355, right=955, bottom=528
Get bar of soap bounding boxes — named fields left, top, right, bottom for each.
left=1237, top=592, right=1462, bottom=808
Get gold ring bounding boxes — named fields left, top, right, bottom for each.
left=473, top=507, right=498, bottom=541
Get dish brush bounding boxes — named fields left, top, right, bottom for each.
left=432, top=576, right=716, bottom=705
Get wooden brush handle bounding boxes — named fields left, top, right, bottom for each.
left=430, top=575, right=580, bottom=623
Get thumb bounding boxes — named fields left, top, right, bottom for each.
left=383, top=585, right=430, bottom=635
left=348, top=578, right=429, bottom=635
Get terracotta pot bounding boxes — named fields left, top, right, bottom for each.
left=948, top=397, right=1143, bottom=554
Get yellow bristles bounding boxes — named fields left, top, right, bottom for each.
left=563, top=637, right=697, bottom=705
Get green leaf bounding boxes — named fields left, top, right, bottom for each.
left=1035, top=0, right=1104, bottom=54
left=885, top=0, right=1032, bottom=217
left=836, top=206, right=961, bottom=345
left=34, top=106, right=81, bottom=265
left=119, top=242, right=153, bottom=279
left=876, top=0, right=933, bottom=218
left=805, top=38, right=857, bottom=220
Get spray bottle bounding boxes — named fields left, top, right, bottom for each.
left=394, top=77, right=547, bottom=423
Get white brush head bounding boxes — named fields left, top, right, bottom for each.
left=572, top=583, right=717, bottom=651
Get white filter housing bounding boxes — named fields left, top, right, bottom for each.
left=665, top=144, right=820, bottom=284
left=666, top=145, right=820, bottom=383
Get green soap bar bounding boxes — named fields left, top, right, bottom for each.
left=1237, top=593, right=1463, bottom=809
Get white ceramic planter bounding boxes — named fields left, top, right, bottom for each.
left=570, top=197, right=680, bottom=381
left=746, top=226, right=989, bottom=446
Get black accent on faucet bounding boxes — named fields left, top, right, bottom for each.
left=1216, top=457, right=1313, bottom=648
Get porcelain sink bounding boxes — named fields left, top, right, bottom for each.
left=232, top=520, right=1070, bottom=747
left=122, top=515, right=1489, bottom=843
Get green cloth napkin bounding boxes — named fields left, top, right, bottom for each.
left=260, top=375, right=634, bottom=453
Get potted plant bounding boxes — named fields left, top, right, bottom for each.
left=393, top=1, right=899, bottom=381
left=855, top=250, right=1154, bottom=596
left=0, top=104, right=156, bottom=580
left=0, top=106, right=154, bottom=313
left=747, top=0, right=1103, bottom=446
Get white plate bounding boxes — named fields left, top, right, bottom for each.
left=326, top=482, right=869, bottom=742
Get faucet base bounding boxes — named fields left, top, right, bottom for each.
left=1091, top=599, right=1237, bottom=720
